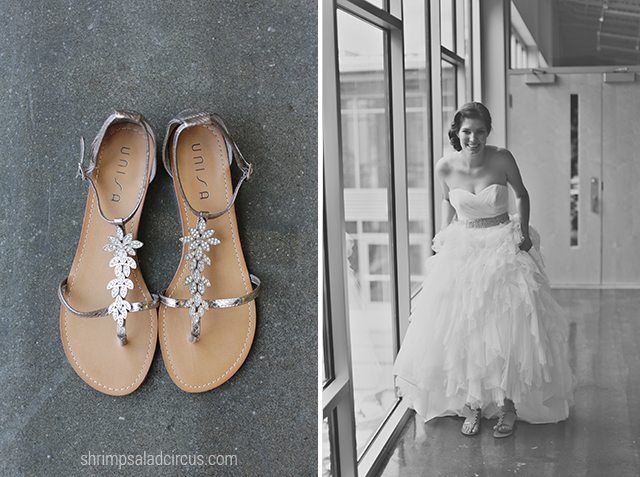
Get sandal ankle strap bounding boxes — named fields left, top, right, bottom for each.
left=495, top=400, right=517, bottom=430
left=161, top=110, right=253, bottom=220
left=77, top=110, right=156, bottom=226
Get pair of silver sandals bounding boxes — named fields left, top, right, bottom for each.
left=58, top=110, right=261, bottom=395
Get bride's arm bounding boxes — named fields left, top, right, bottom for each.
left=501, top=150, right=532, bottom=250
left=440, top=195, right=455, bottom=231
left=435, top=157, right=456, bottom=231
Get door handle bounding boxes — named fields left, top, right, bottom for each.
left=591, top=177, right=599, bottom=213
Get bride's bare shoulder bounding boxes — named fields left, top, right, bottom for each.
left=487, top=145, right=517, bottom=164
left=436, top=153, right=457, bottom=177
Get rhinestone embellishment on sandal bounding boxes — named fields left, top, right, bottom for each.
left=180, top=216, right=221, bottom=342
left=104, top=225, right=142, bottom=345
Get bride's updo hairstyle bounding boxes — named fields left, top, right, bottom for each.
left=448, top=102, right=492, bottom=151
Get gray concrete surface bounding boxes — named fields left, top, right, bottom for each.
left=0, top=1, right=317, bottom=475
left=379, top=290, right=640, bottom=477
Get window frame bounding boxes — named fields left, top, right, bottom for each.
left=431, top=0, right=474, bottom=230
left=323, top=0, right=411, bottom=475
left=322, top=0, right=476, bottom=475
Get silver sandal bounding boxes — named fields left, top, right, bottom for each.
left=58, top=110, right=159, bottom=395
left=461, top=404, right=481, bottom=436
left=493, top=399, right=517, bottom=438
left=158, top=111, right=261, bottom=392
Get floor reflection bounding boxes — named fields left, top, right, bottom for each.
left=378, top=289, right=640, bottom=477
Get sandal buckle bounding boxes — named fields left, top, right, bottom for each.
left=77, top=161, right=87, bottom=181
left=76, top=136, right=88, bottom=181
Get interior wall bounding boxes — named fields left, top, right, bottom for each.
left=480, top=0, right=508, bottom=148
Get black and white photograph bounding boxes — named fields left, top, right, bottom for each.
left=322, top=1, right=640, bottom=476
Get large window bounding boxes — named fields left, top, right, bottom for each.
left=440, top=0, right=469, bottom=152
left=430, top=0, right=473, bottom=233
left=441, top=59, right=457, bottom=151
left=337, top=10, right=397, bottom=454
left=323, top=2, right=410, bottom=474
left=323, top=1, right=477, bottom=475
left=405, top=0, right=432, bottom=294
left=440, top=0, right=455, bottom=52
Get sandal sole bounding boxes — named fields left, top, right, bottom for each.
left=461, top=429, right=480, bottom=437
left=493, top=420, right=516, bottom=438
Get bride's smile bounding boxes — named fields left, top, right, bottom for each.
left=459, top=117, right=488, bottom=156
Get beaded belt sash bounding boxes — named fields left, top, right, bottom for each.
left=461, top=212, right=509, bottom=228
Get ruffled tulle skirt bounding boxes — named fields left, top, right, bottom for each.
left=393, top=218, right=574, bottom=423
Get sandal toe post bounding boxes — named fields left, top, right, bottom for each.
left=59, top=111, right=158, bottom=396
left=158, top=111, right=260, bottom=392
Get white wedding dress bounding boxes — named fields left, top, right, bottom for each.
left=393, top=184, right=574, bottom=423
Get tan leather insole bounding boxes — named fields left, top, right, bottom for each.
left=160, top=124, right=256, bottom=392
left=60, top=123, right=157, bottom=396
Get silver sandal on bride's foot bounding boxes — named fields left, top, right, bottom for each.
left=461, top=404, right=481, bottom=436
left=493, top=399, right=517, bottom=438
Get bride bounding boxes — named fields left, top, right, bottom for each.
left=393, top=102, right=574, bottom=438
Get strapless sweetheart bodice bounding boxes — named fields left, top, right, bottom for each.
left=449, top=183, right=508, bottom=220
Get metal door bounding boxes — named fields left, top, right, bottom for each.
left=508, top=72, right=603, bottom=286
left=602, top=73, right=640, bottom=286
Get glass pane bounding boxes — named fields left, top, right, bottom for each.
left=347, top=238, right=360, bottom=275
left=511, top=0, right=640, bottom=67
left=409, top=220, right=426, bottom=233
left=364, top=0, right=385, bottom=10
left=440, top=0, right=455, bottom=51
left=370, top=280, right=391, bottom=303
left=459, top=0, right=468, bottom=58
left=322, top=415, right=332, bottom=476
left=441, top=59, right=457, bottom=153
left=409, top=244, right=424, bottom=275
left=570, top=94, right=579, bottom=247
left=323, top=198, right=335, bottom=387
left=341, top=109, right=358, bottom=187
left=368, top=244, right=389, bottom=274
left=322, top=254, right=332, bottom=386
left=363, top=221, right=388, bottom=233
left=322, top=336, right=327, bottom=384
left=404, top=0, right=432, bottom=295
left=337, top=10, right=397, bottom=455
left=322, top=304, right=326, bottom=384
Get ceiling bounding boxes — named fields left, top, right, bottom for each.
left=556, top=0, right=640, bottom=65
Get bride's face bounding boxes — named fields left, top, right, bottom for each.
left=458, top=117, right=489, bottom=155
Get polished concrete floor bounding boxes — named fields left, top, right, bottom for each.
left=379, top=289, right=640, bottom=477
